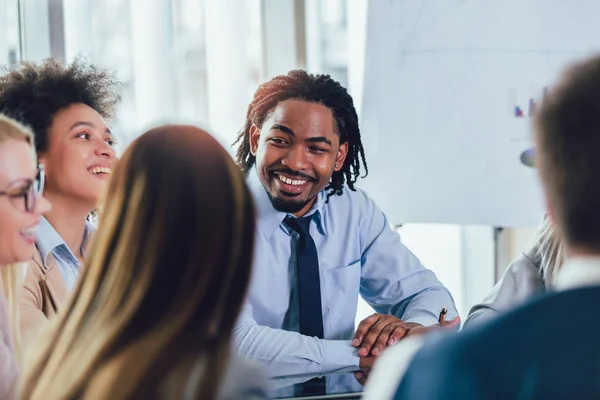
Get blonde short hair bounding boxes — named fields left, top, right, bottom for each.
left=0, top=114, right=34, bottom=148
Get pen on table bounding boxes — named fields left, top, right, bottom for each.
left=438, top=307, right=447, bottom=324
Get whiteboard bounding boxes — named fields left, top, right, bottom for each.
left=359, top=0, right=600, bottom=227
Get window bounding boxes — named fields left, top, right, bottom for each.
left=62, top=0, right=262, bottom=146
left=1, top=0, right=21, bottom=68
left=305, top=0, right=348, bottom=86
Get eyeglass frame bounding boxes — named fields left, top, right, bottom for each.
left=0, top=164, right=45, bottom=213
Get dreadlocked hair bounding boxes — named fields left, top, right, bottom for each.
left=233, top=69, right=368, bottom=198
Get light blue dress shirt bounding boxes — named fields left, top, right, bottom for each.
left=36, top=217, right=94, bottom=291
left=233, top=168, right=458, bottom=377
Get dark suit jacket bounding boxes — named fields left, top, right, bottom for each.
left=395, top=286, right=600, bottom=400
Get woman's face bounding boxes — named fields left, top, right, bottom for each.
left=39, top=103, right=117, bottom=209
left=0, top=139, right=51, bottom=266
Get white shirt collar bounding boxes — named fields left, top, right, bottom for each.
left=36, top=216, right=95, bottom=268
left=554, top=256, right=600, bottom=291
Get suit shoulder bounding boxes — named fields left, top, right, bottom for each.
left=400, top=288, right=600, bottom=399
left=397, top=333, right=485, bottom=399
left=412, top=288, right=600, bottom=378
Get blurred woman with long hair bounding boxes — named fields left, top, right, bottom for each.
left=21, top=125, right=266, bottom=399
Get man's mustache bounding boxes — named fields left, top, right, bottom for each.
left=270, top=169, right=316, bottom=181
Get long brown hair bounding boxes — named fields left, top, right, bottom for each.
left=21, top=125, right=256, bottom=399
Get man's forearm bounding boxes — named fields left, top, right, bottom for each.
left=232, top=323, right=360, bottom=376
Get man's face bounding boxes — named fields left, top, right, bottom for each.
left=250, top=99, right=348, bottom=216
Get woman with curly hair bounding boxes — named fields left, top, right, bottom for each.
left=0, top=58, right=120, bottom=344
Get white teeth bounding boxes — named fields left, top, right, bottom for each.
left=88, top=167, right=111, bottom=175
left=277, top=174, right=307, bottom=186
left=20, top=225, right=38, bottom=235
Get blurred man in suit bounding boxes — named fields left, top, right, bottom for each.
left=391, top=54, right=600, bottom=399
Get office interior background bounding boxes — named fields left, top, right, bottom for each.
left=0, top=0, right=541, bottom=322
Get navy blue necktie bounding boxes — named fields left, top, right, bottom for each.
left=285, top=215, right=326, bottom=396
left=284, top=216, right=324, bottom=339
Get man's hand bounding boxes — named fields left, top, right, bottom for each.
left=359, top=355, right=376, bottom=370
left=352, top=313, right=461, bottom=357
left=353, top=316, right=461, bottom=386
left=354, top=371, right=369, bottom=386
left=404, top=315, right=461, bottom=338
left=352, top=314, right=422, bottom=357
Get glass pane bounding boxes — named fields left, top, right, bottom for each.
left=61, top=0, right=262, bottom=146
left=320, top=0, right=348, bottom=86
left=63, top=0, right=136, bottom=146
left=2, top=0, right=22, bottom=68
left=171, top=0, right=209, bottom=125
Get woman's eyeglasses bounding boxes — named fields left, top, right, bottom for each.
left=0, top=165, right=45, bottom=212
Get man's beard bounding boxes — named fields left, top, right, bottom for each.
left=267, top=191, right=312, bottom=214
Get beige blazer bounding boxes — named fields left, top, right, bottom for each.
left=0, top=293, right=19, bottom=399
left=19, top=246, right=69, bottom=344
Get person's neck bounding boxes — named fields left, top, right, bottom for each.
left=567, top=246, right=600, bottom=260
left=43, top=192, right=92, bottom=258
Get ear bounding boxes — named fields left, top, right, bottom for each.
left=37, top=153, right=46, bottom=167
left=334, top=142, right=349, bottom=172
left=249, top=125, right=261, bottom=157
left=546, top=200, right=556, bottom=226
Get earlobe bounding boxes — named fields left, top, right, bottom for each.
left=249, top=125, right=260, bottom=157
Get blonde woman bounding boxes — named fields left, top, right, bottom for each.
left=465, top=212, right=563, bottom=326
left=21, top=125, right=267, bottom=400
left=0, top=115, right=50, bottom=399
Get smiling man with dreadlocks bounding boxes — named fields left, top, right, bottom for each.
left=233, top=70, right=459, bottom=380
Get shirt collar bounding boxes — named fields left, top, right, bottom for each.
left=247, top=166, right=328, bottom=239
left=555, top=256, right=600, bottom=291
left=36, top=216, right=95, bottom=267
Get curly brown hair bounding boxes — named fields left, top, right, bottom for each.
left=0, top=57, right=121, bottom=153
